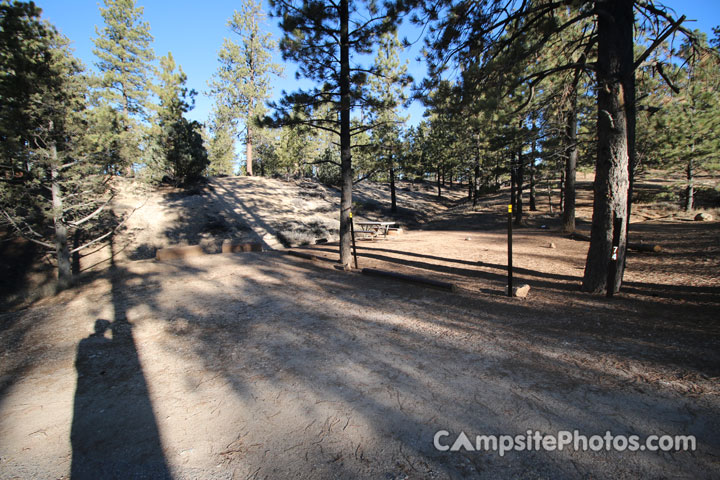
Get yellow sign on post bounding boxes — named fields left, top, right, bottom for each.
left=508, top=204, right=513, bottom=213
left=349, top=212, right=353, bottom=218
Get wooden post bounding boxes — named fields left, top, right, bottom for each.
left=508, top=204, right=513, bottom=297
left=350, top=212, right=358, bottom=269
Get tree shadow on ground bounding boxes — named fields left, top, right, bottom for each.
left=147, top=253, right=720, bottom=478
left=70, top=241, right=172, bottom=479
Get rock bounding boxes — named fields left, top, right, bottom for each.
left=465, top=237, right=471, bottom=241
left=694, top=212, right=714, bottom=222
left=549, top=242, right=556, bottom=249
left=505, top=283, right=531, bottom=298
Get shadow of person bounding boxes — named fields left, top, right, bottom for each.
left=70, top=317, right=172, bottom=479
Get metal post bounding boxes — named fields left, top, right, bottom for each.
left=508, top=204, right=513, bottom=297
left=350, top=212, right=358, bottom=269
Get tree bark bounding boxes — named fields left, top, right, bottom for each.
left=514, top=150, right=524, bottom=225
left=246, top=123, right=253, bottom=176
left=50, top=140, right=72, bottom=291
left=473, top=164, right=480, bottom=207
left=437, top=166, right=442, bottom=198
left=562, top=80, right=578, bottom=233
left=390, top=166, right=397, bottom=213
left=582, top=0, right=633, bottom=294
left=338, top=0, right=353, bottom=268
left=510, top=158, right=516, bottom=218
left=559, top=167, right=565, bottom=213
left=122, top=87, right=134, bottom=178
left=685, top=156, right=694, bottom=212
left=529, top=120, right=537, bottom=211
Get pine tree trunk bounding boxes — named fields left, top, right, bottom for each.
left=246, top=124, right=253, bottom=176
left=437, top=166, right=442, bottom=198
left=562, top=82, right=578, bottom=233
left=473, top=164, right=480, bottom=207
left=390, top=166, right=397, bottom=213
left=122, top=88, right=134, bottom=178
left=559, top=168, right=565, bottom=213
left=529, top=158, right=537, bottom=212
left=529, top=120, right=537, bottom=211
left=338, top=0, right=353, bottom=268
left=686, top=156, right=694, bottom=212
left=546, top=176, right=554, bottom=214
left=582, top=0, right=633, bottom=294
left=50, top=141, right=72, bottom=291
left=515, top=151, right=524, bottom=225
left=510, top=159, right=516, bottom=217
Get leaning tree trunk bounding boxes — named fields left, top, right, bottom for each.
left=582, top=0, right=633, bottom=294
left=50, top=139, right=72, bottom=291
left=338, top=0, right=353, bottom=268
left=562, top=80, right=579, bottom=233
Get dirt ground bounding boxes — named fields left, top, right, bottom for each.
left=1, top=174, right=719, bottom=479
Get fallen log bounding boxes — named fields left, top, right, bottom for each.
left=361, top=268, right=456, bottom=291
left=569, top=232, right=662, bottom=253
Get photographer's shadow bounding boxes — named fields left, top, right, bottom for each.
left=70, top=317, right=171, bottom=479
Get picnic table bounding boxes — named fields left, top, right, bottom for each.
left=355, top=221, right=396, bottom=240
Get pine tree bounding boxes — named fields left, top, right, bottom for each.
left=209, top=0, right=281, bottom=177
left=268, top=0, right=409, bottom=267
left=204, top=115, right=236, bottom=177
left=418, top=0, right=692, bottom=294
left=1, top=2, right=115, bottom=290
left=151, top=52, right=208, bottom=185
left=92, top=0, right=155, bottom=175
left=651, top=33, right=720, bottom=211
left=368, top=31, right=409, bottom=213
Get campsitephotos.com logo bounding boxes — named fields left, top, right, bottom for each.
left=433, top=430, right=697, bottom=457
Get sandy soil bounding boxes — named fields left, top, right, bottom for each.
left=1, top=174, right=719, bottom=479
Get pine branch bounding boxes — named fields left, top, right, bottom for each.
left=68, top=194, right=114, bottom=227
left=1, top=209, right=54, bottom=249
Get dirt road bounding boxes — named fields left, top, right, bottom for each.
left=1, top=238, right=718, bottom=478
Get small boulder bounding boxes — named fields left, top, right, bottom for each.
left=504, top=283, right=531, bottom=298
left=548, top=242, right=556, bottom=249
left=694, top=212, right=714, bottom=222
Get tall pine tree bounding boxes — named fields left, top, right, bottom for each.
left=268, top=0, right=408, bottom=267
left=92, top=0, right=155, bottom=175
left=368, top=31, right=409, bottom=213
left=1, top=2, right=115, bottom=290
left=209, top=0, right=281, bottom=177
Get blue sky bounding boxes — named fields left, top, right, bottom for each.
left=40, top=0, right=718, bottom=128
